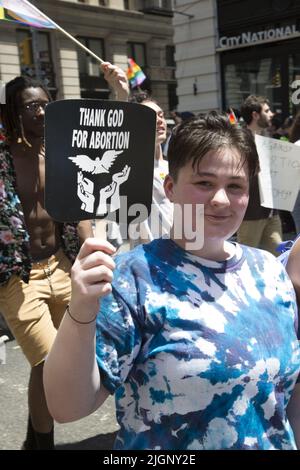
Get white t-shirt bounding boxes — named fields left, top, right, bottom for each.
left=130, top=159, right=173, bottom=246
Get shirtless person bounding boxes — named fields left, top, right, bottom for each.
left=0, top=76, right=92, bottom=450
left=0, top=62, right=129, bottom=450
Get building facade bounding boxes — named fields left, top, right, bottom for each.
left=173, top=0, right=300, bottom=118
left=218, top=0, right=300, bottom=118
left=0, top=0, right=177, bottom=113
left=173, top=0, right=220, bottom=114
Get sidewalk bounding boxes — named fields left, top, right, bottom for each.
left=0, top=339, right=119, bottom=450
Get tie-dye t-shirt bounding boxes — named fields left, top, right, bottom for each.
left=95, top=238, right=300, bottom=450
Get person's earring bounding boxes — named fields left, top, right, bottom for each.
left=18, top=115, right=32, bottom=148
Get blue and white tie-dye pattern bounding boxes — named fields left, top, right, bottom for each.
left=95, top=238, right=300, bottom=450
left=278, top=234, right=300, bottom=267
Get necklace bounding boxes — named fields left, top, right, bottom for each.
left=37, top=258, right=55, bottom=297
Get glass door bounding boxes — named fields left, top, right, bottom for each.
left=223, top=56, right=285, bottom=114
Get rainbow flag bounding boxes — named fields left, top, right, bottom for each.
left=127, top=58, right=146, bottom=88
left=0, top=0, right=57, bottom=29
left=227, top=108, right=238, bottom=125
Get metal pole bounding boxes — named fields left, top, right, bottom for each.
left=24, top=0, right=104, bottom=64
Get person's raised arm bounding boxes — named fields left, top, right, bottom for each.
left=100, top=61, right=130, bottom=102
left=43, top=238, right=116, bottom=423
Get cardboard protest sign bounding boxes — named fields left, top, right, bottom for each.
left=255, top=135, right=300, bottom=211
left=45, top=100, right=156, bottom=224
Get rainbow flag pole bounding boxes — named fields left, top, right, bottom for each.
left=228, top=108, right=238, bottom=125
left=127, top=58, right=146, bottom=88
left=0, top=0, right=104, bottom=64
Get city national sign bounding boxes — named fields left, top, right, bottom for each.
left=219, top=25, right=298, bottom=49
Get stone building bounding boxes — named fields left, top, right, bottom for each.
left=0, top=0, right=177, bottom=113
left=173, top=0, right=300, bottom=117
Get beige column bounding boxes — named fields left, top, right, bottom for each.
left=104, top=34, right=128, bottom=98
left=0, top=27, right=21, bottom=84
left=55, top=36, right=81, bottom=100
left=109, top=0, right=125, bottom=9
left=151, top=82, right=169, bottom=112
left=107, top=34, right=128, bottom=70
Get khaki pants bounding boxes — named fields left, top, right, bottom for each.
left=237, top=215, right=282, bottom=256
left=0, top=249, right=72, bottom=366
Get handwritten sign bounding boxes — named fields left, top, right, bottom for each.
left=45, top=100, right=156, bottom=223
left=255, top=135, right=300, bottom=211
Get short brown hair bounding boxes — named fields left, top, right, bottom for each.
left=167, top=111, right=259, bottom=181
left=241, top=95, right=270, bottom=125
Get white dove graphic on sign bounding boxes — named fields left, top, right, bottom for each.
left=69, top=150, right=123, bottom=174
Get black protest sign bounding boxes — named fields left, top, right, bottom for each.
left=45, top=100, right=156, bottom=223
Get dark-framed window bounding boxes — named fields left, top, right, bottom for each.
left=16, top=29, right=56, bottom=98
left=127, top=41, right=151, bottom=92
left=168, top=83, right=178, bottom=111
left=127, top=42, right=146, bottom=67
left=166, top=45, right=175, bottom=67
left=220, top=39, right=300, bottom=119
left=77, top=37, right=105, bottom=77
left=77, top=36, right=109, bottom=99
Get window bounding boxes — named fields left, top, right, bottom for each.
left=166, top=45, right=175, bottom=67
left=168, top=83, right=178, bottom=111
left=77, top=36, right=109, bottom=99
left=127, top=42, right=146, bottom=67
left=36, top=32, right=56, bottom=91
left=77, top=37, right=105, bottom=77
left=223, top=57, right=284, bottom=113
left=127, top=41, right=150, bottom=91
left=221, top=41, right=300, bottom=119
left=17, top=30, right=32, bottom=68
left=16, top=29, right=56, bottom=97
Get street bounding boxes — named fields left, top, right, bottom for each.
left=0, top=338, right=119, bottom=450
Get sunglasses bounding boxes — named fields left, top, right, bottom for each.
left=22, top=101, right=49, bottom=113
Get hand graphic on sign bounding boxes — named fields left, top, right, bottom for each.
left=97, top=182, right=116, bottom=216
left=96, top=165, right=131, bottom=215
left=77, top=171, right=95, bottom=213
left=110, top=165, right=131, bottom=211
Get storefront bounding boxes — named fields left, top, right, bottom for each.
left=217, top=0, right=300, bottom=118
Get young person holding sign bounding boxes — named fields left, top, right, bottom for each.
left=0, top=62, right=129, bottom=450
left=44, top=113, right=300, bottom=450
